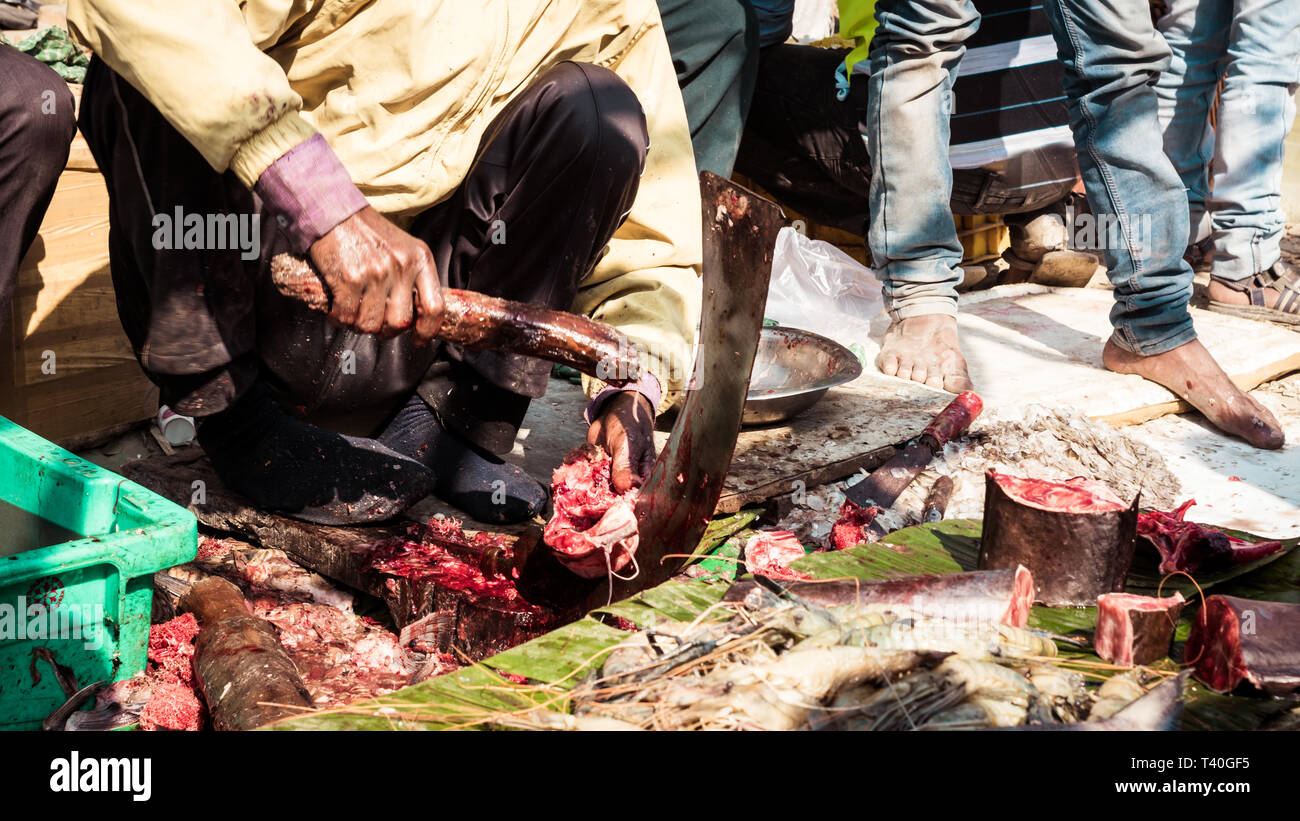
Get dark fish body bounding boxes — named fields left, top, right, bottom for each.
left=979, top=472, right=1138, bottom=607
left=1186, top=596, right=1300, bottom=696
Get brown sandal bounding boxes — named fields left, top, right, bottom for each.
left=1205, top=261, right=1300, bottom=327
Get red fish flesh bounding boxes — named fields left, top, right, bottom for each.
left=1186, top=595, right=1300, bottom=695
left=743, top=530, right=810, bottom=579
left=1095, top=592, right=1184, bottom=667
left=544, top=445, right=639, bottom=579
left=989, top=473, right=1128, bottom=513
left=829, top=499, right=881, bottom=551
left=139, top=680, right=204, bottom=732
left=361, top=518, right=538, bottom=610
left=1137, top=500, right=1285, bottom=575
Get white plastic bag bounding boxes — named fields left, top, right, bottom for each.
left=791, top=0, right=838, bottom=43
left=764, top=227, right=883, bottom=363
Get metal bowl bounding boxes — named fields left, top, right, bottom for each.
left=742, top=326, right=863, bottom=426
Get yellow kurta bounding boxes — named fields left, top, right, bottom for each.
left=66, top=0, right=702, bottom=409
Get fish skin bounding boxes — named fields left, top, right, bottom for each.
left=42, top=681, right=107, bottom=731
left=1005, top=672, right=1187, bottom=731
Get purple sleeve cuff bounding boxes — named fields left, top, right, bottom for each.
left=254, top=133, right=369, bottom=254
left=584, top=372, right=662, bottom=425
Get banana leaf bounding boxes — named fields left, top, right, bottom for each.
left=269, top=617, right=630, bottom=730
left=272, top=517, right=1299, bottom=730
left=270, top=512, right=757, bottom=730
left=689, top=510, right=760, bottom=563
left=591, top=578, right=729, bottom=626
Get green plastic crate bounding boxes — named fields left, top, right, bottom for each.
left=0, top=416, right=196, bottom=730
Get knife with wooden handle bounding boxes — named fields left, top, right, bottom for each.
left=843, top=391, right=983, bottom=512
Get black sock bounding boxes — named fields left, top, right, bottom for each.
left=196, top=382, right=437, bottom=525
left=379, top=393, right=549, bottom=524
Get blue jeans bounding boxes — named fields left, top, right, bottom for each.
left=867, top=0, right=1198, bottom=354
left=1155, top=0, right=1300, bottom=280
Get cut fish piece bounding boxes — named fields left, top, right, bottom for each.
left=743, top=531, right=810, bottom=579
left=1186, top=595, right=1300, bottom=695
left=979, top=471, right=1138, bottom=606
left=1095, top=592, right=1184, bottom=667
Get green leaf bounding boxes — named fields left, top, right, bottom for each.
left=270, top=618, right=631, bottom=730
left=688, top=510, right=760, bottom=564
left=790, top=519, right=978, bottom=580
left=268, top=665, right=547, bottom=731
left=593, top=578, right=729, bottom=626
left=1180, top=684, right=1300, bottom=732
left=484, top=617, right=630, bottom=686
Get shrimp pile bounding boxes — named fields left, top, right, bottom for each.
left=493, top=591, right=1171, bottom=731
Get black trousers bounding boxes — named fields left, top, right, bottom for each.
left=735, top=44, right=1079, bottom=238
left=78, top=60, right=648, bottom=453
left=0, top=46, right=76, bottom=334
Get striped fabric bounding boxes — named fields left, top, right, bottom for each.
left=843, top=0, right=1072, bottom=169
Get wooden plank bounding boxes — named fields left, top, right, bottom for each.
left=121, top=450, right=397, bottom=597
left=941, top=285, right=1300, bottom=420
left=503, top=377, right=946, bottom=519
left=0, top=362, right=157, bottom=447
left=1098, top=352, right=1300, bottom=428
left=715, top=444, right=896, bottom=514
left=0, top=81, right=157, bottom=444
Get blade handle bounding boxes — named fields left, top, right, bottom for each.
left=920, top=391, right=983, bottom=451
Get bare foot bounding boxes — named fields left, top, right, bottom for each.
left=877, top=314, right=973, bottom=393
left=1102, top=337, right=1285, bottom=449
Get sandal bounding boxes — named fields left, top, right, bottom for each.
left=1205, top=261, right=1300, bottom=327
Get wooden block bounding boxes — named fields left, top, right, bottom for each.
left=121, top=452, right=561, bottom=661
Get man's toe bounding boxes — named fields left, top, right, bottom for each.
left=944, top=371, right=974, bottom=393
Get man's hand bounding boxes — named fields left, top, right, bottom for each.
left=308, top=206, right=444, bottom=342
left=587, top=392, right=656, bottom=493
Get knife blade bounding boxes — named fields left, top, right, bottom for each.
left=843, top=391, right=983, bottom=511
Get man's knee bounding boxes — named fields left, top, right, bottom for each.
left=0, top=52, right=76, bottom=169
left=874, top=0, right=981, bottom=53
left=538, top=62, right=649, bottom=180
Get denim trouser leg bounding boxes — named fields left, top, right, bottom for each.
left=1154, top=0, right=1231, bottom=246
left=866, top=0, right=980, bottom=321
left=1041, top=0, right=1198, bottom=355
left=1178, top=0, right=1300, bottom=280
